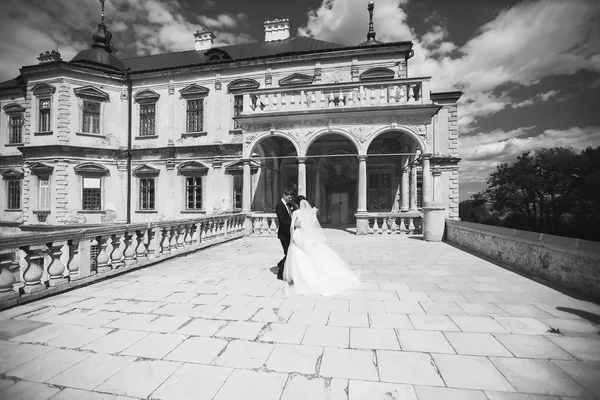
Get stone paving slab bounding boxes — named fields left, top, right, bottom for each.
left=1, top=229, right=600, bottom=399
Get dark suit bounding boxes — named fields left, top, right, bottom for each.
left=275, top=200, right=294, bottom=279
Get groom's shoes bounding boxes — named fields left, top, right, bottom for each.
left=277, top=271, right=284, bottom=280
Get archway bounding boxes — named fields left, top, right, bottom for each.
left=305, top=132, right=360, bottom=224
left=246, top=134, right=298, bottom=212
left=366, top=130, right=423, bottom=212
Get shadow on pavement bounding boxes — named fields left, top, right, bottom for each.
left=556, top=307, right=600, bottom=326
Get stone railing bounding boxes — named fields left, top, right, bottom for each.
left=250, top=213, right=279, bottom=236
left=0, top=213, right=249, bottom=309
left=241, top=77, right=431, bottom=115
left=356, top=212, right=423, bottom=235
left=445, top=220, right=600, bottom=302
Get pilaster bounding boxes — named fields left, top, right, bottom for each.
left=54, top=160, right=69, bottom=223
left=57, top=83, right=70, bottom=144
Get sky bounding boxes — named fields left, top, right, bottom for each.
left=1, top=0, right=599, bottom=201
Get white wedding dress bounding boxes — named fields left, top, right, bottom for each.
left=283, top=200, right=361, bottom=297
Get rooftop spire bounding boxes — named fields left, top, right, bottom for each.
left=359, top=1, right=382, bottom=46
left=367, top=1, right=376, bottom=41
left=92, top=0, right=113, bottom=53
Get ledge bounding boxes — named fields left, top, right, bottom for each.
left=181, top=210, right=207, bottom=214
left=135, top=210, right=158, bottom=213
left=4, top=209, right=22, bottom=212
left=4, top=143, right=24, bottom=147
left=135, top=135, right=159, bottom=140
left=181, top=132, right=207, bottom=138
left=75, top=132, right=106, bottom=139
left=77, top=210, right=107, bottom=214
left=33, top=131, right=53, bottom=136
left=0, top=232, right=245, bottom=311
left=228, top=129, right=242, bottom=134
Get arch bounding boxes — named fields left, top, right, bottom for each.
left=133, top=89, right=160, bottom=103
left=365, top=125, right=428, bottom=154
left=74, top=163, right=109, bottom=176
left=227, top=78, right=260, bottom=93
left=31, top=83, right=56, bottom=96
left=177, top=161, right=208, bottom=176
left=204, top=48, right=232, bottom=61
left=132, top=164, right=160, bottom=177
left=359, top=67, right=395, bottom=81
left=2, top=103, right=25, bottom=115
left=302, top=127, right=362, bottom=157
left=74, top=86, right=110, bottom=101
left=244, top=130, right=301, bottom=159
left=179, top=84, right=209, bottom=99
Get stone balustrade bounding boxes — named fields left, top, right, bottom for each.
left=241, top=77, right=431, bottom=115
left=356, top=212, right=422, bottom=235
left=250, top=213, right=279, bottom=236
left=0, top=213, right=248, bottom=309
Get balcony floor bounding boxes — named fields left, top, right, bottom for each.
left=1, top=229, right=599, bottom=399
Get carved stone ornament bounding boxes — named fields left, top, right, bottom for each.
left=351, top=66, right=360, bottom=79
left=349, top=126, right=372, bottom=143
left=415, top=125, right=427, bottom=136
left=120, top=88, right=128, bottom=101
left=313, top=68, right=322, bottom=82
left=215, top=80, right=222, bottom=91
left=168, top=83, right=175, bottom=95
left=265, top=73, right=272, bottom=86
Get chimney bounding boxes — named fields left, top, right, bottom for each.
left=194, top=29, right=216, bottom=51
left=264, top=17, right=291, bottom=42
left=37, top=50, right=62, bottom=64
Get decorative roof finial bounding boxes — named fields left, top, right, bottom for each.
left=367, top=1, right=376, bottom=41
left=100, top=0, right=106, bottom=24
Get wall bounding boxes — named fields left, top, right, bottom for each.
left=445, top=220, right=600, bottom=302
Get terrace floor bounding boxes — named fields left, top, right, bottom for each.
left=1, top=228, right=600, bottom=400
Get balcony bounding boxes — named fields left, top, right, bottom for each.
left=236, top=77, right=433, bottom=122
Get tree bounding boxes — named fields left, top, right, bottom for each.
left=475, top=146, right=600, bottom=241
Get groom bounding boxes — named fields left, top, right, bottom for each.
left=275, top=188, right=296, bottom=280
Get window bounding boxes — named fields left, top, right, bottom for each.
left=7, top=180, right=21, bottom=209
left=38, top=177, right=50, bottom=210
left=186, top=177, right=202, bottom=210
left=186, top=99, right=204, bottom=132
left=233, top=95, right=243, bottom=129
left=368, top=172, right=392, bottom=210
left=139, top=178, right=155, bottom=210
left=82, top=177, right=101, bottom=210
left=140, top=103, right=155, bottom=136
left=39, top=99, right=51, bottom=132
left=233, top=175, right=242, bottom=209
left=82, top=100, right=101, bottom=134
left=9, top=115, right=23, bottom=144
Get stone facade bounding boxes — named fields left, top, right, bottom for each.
left=0, top=15, right=462, bottom=233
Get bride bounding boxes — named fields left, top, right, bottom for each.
left=283, top=195, right=361, bottom=297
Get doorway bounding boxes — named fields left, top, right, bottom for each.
left=329, top=192, right=349, bottom=224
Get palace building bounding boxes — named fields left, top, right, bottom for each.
left=0, top=1, right=461, bottom=235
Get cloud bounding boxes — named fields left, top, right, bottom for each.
left=460, top=126, right=600, bottom=186
left=0, top=0, right=255, bottom=82
left=512, top=90, right=560, bottom=108
left=298, top=0, right=600, bottom=131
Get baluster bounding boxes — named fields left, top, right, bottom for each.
left=176, top=226, right=185, bottom=248
left=134, top=230, right=148, bottom=261
left=272, top=93, right=278, bottom=110
left=169, top=226, right=178, bottom=250
left=123, top=232, right=137, bottom=265
left=400, top=85, right=406, bottom=103
left=281, top=93, right=286, bottom=110
left=377, top=218, right=383, bottom=234
left=408, top=217, right=416, bottom=234
left=220, top=220, right=226, bottom=237
left=67, top=239, right=80, bottom=277
left=399, top=218, right=407, bottom=234
left=269, top=218, right=277, bottom=235
left=261, top=217, right=269, bottom=234
left=367, top=218, right=374, bottom=234
left=183, top=224, right=192, bottom=246
left=387, top=218, right=394, bottom=234
left=47, top=241, right=68, bottom=285
left=262, top=94, right=269, bottom=111
left=147, top=228, right=158, bottom=259
left=408, top=84, right=415, bottom=103
left=110, top=234, right=124, bottom=267
left=380, top=86, right=387, bottom=104
left=381, top=218, right=389, bottom=234
left=200, top=222, right=208, bottom=242
left=372, top=218, right=379, bottom=234
left=289, top=92, right=295, bottom=109
left=96, top=237, right=111, bottom=273
left=390, top=218, right=398, bottom=234
left=0, top=251, right=17, bottom=298
left=253, top=218, right=260, bottom=235
left=300, top=90, right=306, bottom=108
left=192, top=223, right=201, bottom=244
left=370, top=87, right=376, bottom=104
left=208, top=220, right=215, bottom=240
left=161, top=227, right=171, bottom=255
left=21, top=245, right=46, bottom=294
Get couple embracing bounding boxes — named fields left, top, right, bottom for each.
left=275, top=189, right=361, bottom=297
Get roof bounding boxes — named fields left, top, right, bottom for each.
left=0, top=77, right=23, bottom=90
left=71, top=48, right=126, bottom=72
left=123, top=36, right=345, bottom=73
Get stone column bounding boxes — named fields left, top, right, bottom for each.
left=314, top=169, right=321, bottom=210
left=409, top=159, right=418, bottom=211
left=297, top=157, right=307, bottom=196
left=242, top=159, right=252, bottom=212
left=422, top=153, right=432, bottom=205
left=400, top=156, right=409, bottom=211
left=357, top=155, right=367, bottom=212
